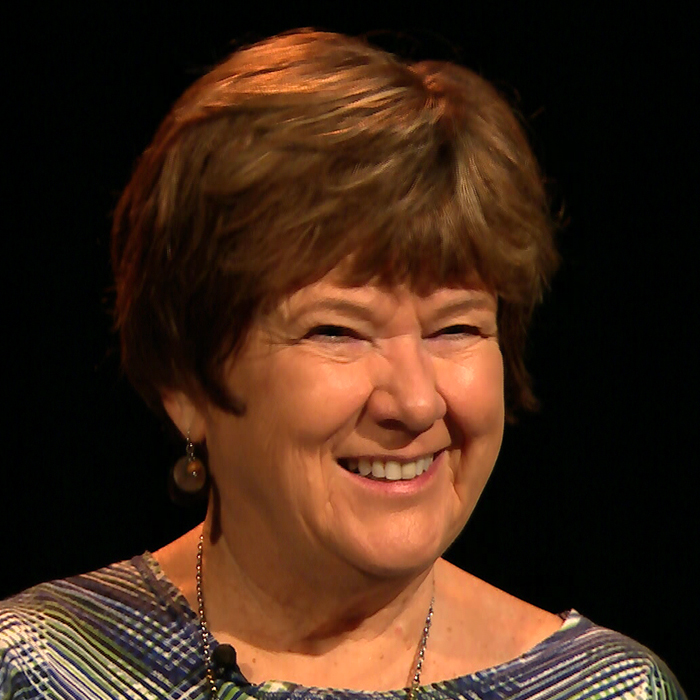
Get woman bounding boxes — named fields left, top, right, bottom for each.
left=1, top=29, right=685, bottom=699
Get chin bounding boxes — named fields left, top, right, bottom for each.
left=340, top=527, right=453, bottom=581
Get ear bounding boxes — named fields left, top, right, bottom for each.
left=161, top=390, right=207, bottom=443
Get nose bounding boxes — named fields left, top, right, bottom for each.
left=367, top=336, right=447, bottom=434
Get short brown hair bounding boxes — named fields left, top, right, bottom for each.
left=111, top=29, right=558, bottom=419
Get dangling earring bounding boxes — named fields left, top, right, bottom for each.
left=169, top=431, right=208, bottom=506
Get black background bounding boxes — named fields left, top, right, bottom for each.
left=5, top=1, right=698, bottom=695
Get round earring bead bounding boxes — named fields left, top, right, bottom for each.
left=172, top=456, right=207, bottom=494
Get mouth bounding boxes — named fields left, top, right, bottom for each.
left=337, top=453, right=440, bottom=482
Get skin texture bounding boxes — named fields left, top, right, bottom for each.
left=157, top=272, right=561, bottom=689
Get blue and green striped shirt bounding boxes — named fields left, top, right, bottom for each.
left=0, top=554, right=686, bottom=699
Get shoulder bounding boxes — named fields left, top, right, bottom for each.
left=0, top=555, right=201, bottom=699
left=1, top=555, right=165, bottom=643
left=518, top=611, right=687, bottom=699
left=1, top=557, right=150, bottom=696
left=431, top=561, right=686, bottom=699
left=430, top=558, right=564, bottom=677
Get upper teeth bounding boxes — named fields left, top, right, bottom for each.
left=344, top=456, right=433, bottom=480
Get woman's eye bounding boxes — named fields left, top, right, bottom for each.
left=304, top=325, right=361, bottom=341
left=431, top=324, right=482, bottom=338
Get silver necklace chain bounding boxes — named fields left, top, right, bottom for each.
left=196, top=533, right=434, bottom=699
left=196, top=534, right=218, bottom=699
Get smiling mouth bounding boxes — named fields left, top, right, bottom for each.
left=337, top=455, right=436, bottom=481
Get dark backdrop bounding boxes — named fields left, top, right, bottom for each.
left=5, top=1, right=697, bottom=695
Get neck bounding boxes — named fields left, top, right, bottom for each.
left=196, top=519, right=436, bottom=689
left=203, top=518, right=433, bottom=651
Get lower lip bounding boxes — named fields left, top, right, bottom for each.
left=340, top=452, right=444, bottom=494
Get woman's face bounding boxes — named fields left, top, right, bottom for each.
left=199, top=271, right=504, bottom=579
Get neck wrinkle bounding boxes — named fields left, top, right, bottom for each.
left=200, top=516, right=435, bottom=656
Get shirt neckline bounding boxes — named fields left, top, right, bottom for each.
left=136, top=550, right=584, bottom=696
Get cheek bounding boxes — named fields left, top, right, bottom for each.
left=443, top=346, right=505, bottom=436
left=263, top=356, right=373, bottom=446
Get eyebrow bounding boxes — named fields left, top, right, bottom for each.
left=427, top=296, right=495, bottom=320
left=283, top=297, right=378, bottom=323
left=284, top=293, right=494, bottom=323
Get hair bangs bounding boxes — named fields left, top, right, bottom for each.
left=112, top=30, right=558, bottom=418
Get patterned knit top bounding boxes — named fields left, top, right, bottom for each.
left=0, top=554, right=686, bottom=699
